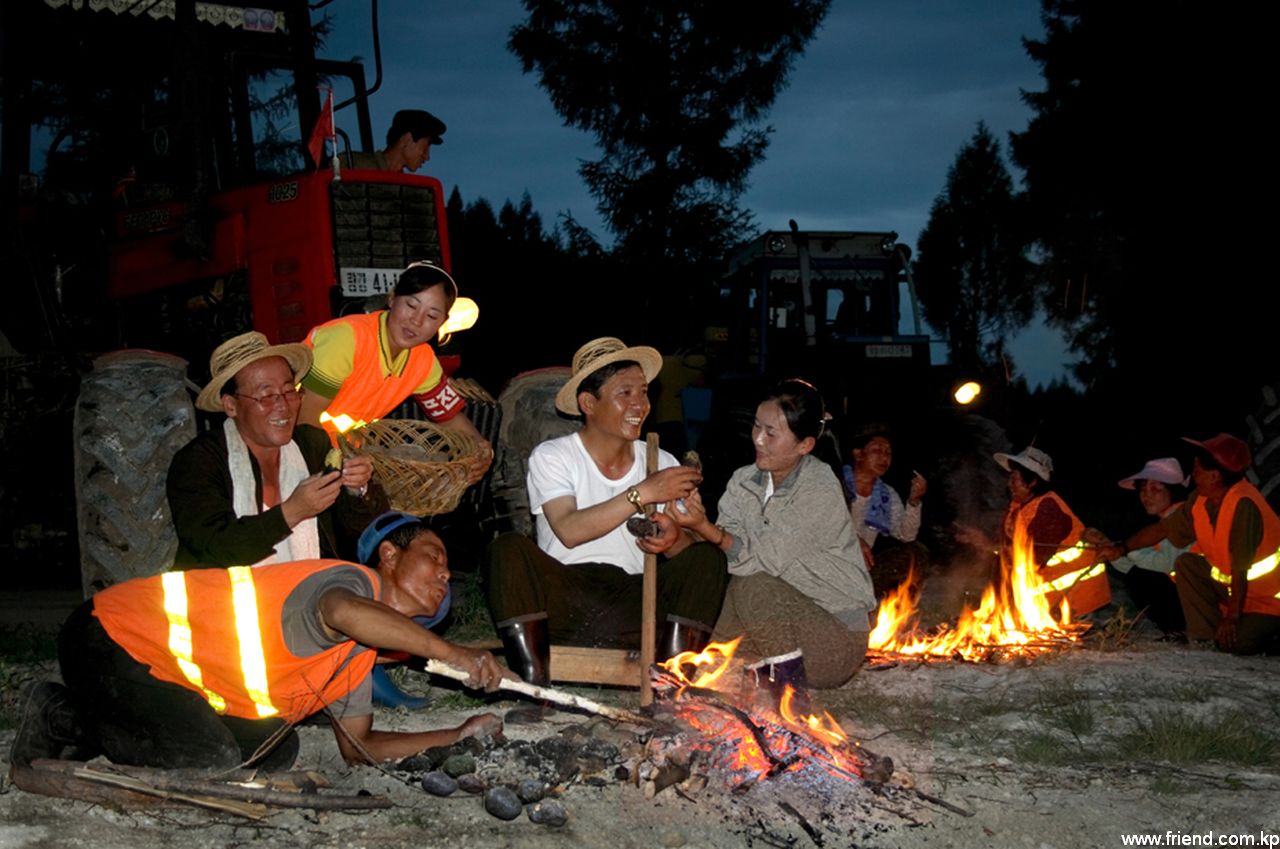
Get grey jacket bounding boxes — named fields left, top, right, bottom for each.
left=717, top=454, right=876, bottom=621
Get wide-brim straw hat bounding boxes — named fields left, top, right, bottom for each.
left=553, top=336, right=663, bottom=415
left=195, top=331, right=312, bottom=412
left=994, top=445, right=1053, bottom=482
left=1118, top=457, right=1189, bottom=490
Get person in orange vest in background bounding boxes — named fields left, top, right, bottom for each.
left=954, top=446, right=1111, bottom=617
left=1105, top=434, right=1280, bottom=653
left=9, top=513, right=507, bottom=771
left=297, top=261, right=492, bottom=481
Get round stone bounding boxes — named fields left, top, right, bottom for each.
left=527, top=799, right=568, bottom=827
left=420, top=772, right=458, bottom=797
left=457, top=773, right=487, bottom=794
left=516, top=778, right=545, bottom=803
left=483, top=786, right=523, bottom=821
left=441, top=754, right=477, bottom=777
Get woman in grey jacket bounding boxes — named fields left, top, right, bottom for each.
left=675, top=380, right=876, bottom=690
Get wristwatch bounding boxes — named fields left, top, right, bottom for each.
left=625, top=486, right=644, bottom=514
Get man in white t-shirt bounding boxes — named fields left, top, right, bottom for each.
left=482, top=338, right=729, bottom=688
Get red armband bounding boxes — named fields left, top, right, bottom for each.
left=413, top=379, right=466, bottom=422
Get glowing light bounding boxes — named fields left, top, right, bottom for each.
left=953, top=381, right=982, bottom=405
left=439, top=297, right=479, bottom=338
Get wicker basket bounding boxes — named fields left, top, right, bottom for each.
left=356, top=418, right=481, bottom=516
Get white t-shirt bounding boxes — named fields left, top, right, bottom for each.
left=527, top=432, right=678, bottom=575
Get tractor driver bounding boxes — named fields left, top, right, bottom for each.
left=347, top=109, right=446, bottom=173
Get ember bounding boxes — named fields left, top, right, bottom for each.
left=653, top=639, right=892, bottom=791
left=868, top=532, right=1090, bottom=662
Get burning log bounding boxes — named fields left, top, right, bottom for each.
left=421, top=659, right=649, bottom=725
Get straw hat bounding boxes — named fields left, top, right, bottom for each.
left=1182, top=433, right=1251, bottom=475
left=994, top=446, right=1053, bottom=482
left=1118, top=457, right=1189, bottom=490
left=553, top=337, right=663, bottom=415
left=195, top=331, right=312, bottom=412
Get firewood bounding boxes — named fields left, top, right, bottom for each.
left=21, top=760, right=392, bottom=815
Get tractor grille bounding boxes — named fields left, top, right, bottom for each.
left=331, top=181, right=443, bottom=269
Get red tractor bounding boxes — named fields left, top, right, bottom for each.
left=2, top=0, right=451, bottom=366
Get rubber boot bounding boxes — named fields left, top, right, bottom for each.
left=9, top=681, right=96, bottom=767
left=656, top=618, right=712, bottom=662
left=498, top=615, right=550, bottom=685
left=371, top=665, right=430, bottom=711
left=497, top=615, right=553, bottom=723
left=745, top=649, right=811, bottom=715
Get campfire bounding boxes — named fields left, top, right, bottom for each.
left=648, top=637, right=893, bottom=792
left=868, top=534, right=1090, bottom=662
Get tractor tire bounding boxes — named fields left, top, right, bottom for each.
left=1246, top=383, right=1280, bottom=513
left=74, top=350, right=196, bottom=597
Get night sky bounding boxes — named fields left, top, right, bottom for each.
left=317, top=0, right=1068, bottom=385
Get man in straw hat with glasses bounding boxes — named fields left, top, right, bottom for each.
left=482, top=337, right=729, bottom=700
left=167, top=331, right=386, bottom=569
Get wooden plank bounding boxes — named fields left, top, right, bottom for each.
left=549, top=646, right=640, bottom=687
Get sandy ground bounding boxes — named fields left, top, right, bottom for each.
left=5, top=624, right=1280, bottom=849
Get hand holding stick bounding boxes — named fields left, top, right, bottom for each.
left=421, top=659, right=650, bottom=725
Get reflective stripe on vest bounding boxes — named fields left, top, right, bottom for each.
left=1209, top=550, right=1280, bottom=589
left=161, top=568, right=279, bottom=718
left=1044, top=542, right=1086, bottom=568
left=1039, top=562, right=1106, bottom=595
left=162, top=571, right=227, bottom=713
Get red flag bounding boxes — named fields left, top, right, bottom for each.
left=307, top=88, right=335, bottom=167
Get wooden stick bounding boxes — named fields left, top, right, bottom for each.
left=70, top=767, right=269, bottom=819
left=422, top=659, right=649, bottom=725
left=23, top=760, right=393, bottom=814
left=641, top=432, right=660, bottom=707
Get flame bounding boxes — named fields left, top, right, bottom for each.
left=658, top=637, right=870, bottom=784
left=868, top=530, right=1085, bottom=661
left=778, top=686, right=848, bottom=747
left=659, top=637, right=741, bottom=688
left=318, top=410, right=367, bottom=434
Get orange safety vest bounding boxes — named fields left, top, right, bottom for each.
left=1004, top=491, right=1111, bottom=616
left=305, top=312, right=439, bottom=440
left=93, top=560, right=380, bottom=723
left=1191, top=481, right=1280, bottom=616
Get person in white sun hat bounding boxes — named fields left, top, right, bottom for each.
left=1083, top=458, right=1189, bottom=638
left=954, top=445, right=1111, bottom=617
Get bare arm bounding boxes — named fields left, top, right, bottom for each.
left=318, top=589, right=507, bottom=687
left=332, top=710, right=502, bottom=764
left=298, top=389, right=333, bottom=430
left=541, top=466, right=702, bottom=549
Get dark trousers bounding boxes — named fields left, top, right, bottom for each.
left=59, top=601, right=298, bottom=770
left=481, top=533, right=729, bottom=648
left=1109, top=563, right=1185, bottom=634
left=1174, top=553, right=1280, bottom=654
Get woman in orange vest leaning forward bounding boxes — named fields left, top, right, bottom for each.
left=954, top=446, right=1111, bottom=617
left=297, top=262, right=492, bottom=708
left=297, top=261, right=492, bottom=481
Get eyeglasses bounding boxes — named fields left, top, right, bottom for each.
left=235, top=388, right=304, bottom=408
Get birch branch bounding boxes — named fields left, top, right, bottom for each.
left=422, top=660, right=650, bottom=725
